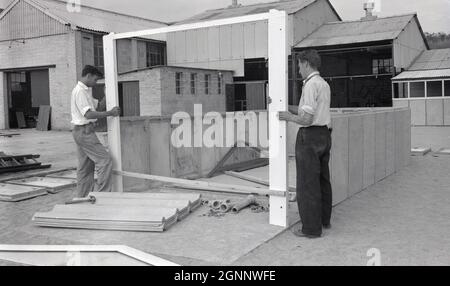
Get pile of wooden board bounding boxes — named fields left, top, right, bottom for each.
left=33, top=192, right=202, bottom=232
left=0, top=183, right=47, bottom=202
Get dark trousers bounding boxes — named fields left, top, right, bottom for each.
left=295, top=126, right=332, bottom=236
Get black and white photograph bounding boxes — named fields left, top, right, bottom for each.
left=0, top=0, right=449, bottom=270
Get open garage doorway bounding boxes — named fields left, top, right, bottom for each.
left=6, top=69, right=50, bottom=129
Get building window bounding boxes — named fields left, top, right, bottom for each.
left=427, top=81, right=443, bottom=97
left=176, top=72, right=183, bottom=95
left=410, top=81, right=425, bottom=98
left=205, top=74, right=210, bottom=95
left=373, top=59, right=393, bottom=75
left=218, top=74, right=222, bottom=94
left=190, top=73, right=197, bottom=95
left=393, top=82, right=408, bottom=98
left=146, top=42, right=166, bottom=67
left=93, top=34, right=104, bottom=74
left=444, top=80, right=450, bottom=97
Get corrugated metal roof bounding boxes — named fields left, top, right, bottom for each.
left=408, top=48, right=450, bottom=70
left=392, top=68, right=450, bottom=80
left=295, top=14, right=416, bottom=48
left=28, top=0, right=167, bottom=33
left=177, top=0, right=337, bottom=24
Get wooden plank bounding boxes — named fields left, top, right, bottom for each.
left=362, top=113, right=376, bottom=189
left=374, top=112, right=386, bottom=182
left=385, top=111, right=396, bottom=176
left=348, top=115, right=364, bottom=197
left=0, top=167, right=76, bottom=183
left=36, top=105, right=51, bottom=131
left=206, top=145, right=236, bottom=178
left=16, top=112, right=26, bottom=128
left=114, top=170, right=286, bottom=197
left=0, top=183, right=47, bottom=202
left=47, top=169, right=98, bottom=180
left=268, top=10, right=289, bottom=227
left=331, top=116, right=349, bottom=205
left=104, top=33, right=123, bottom=192
left=90, top=191, right=200, bottom=202
left=7, top=177, right=76, bottom=194
left=224, top=171, right=296, bottom=192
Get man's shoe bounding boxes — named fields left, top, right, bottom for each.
left=323, top=224, right=331, bottom=230
left=291, top=228, right=321, bottom=239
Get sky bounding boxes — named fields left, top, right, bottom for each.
left=1, top=0, right=449, bottom=32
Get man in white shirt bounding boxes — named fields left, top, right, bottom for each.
left=71, top=65, right=120, bottom=198
left=279, top=50, right=332, bottom=238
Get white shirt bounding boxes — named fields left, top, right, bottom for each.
left=71, top=81, right=99, bottom=126
left=298, top=72, right=331, bottom=128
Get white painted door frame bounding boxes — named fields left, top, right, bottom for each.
left=103, top=10, right=289, bottom=227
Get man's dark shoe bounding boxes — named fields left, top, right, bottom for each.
left=292, top=227, right=321, bottom=239
left=323, top=224, right=331, bottom=229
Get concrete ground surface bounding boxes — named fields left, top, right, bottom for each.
left=0, top=128, right=450, bottom=265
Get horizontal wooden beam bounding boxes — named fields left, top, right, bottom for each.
left=224, top=171, right=296, bottom=193
left=112, top=12, right=271, bottom=40
left=114, top=170, right=287, bottom=197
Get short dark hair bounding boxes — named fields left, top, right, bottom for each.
left=82, top=65, right=103, bottom=78
left=297, top=50, right=321, bottom=70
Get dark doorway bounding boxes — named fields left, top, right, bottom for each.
left=7, top=69, right=50, bottom=128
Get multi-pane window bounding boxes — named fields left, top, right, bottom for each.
left=427, top=81, right=443, bottom=97
left=93, top=34, right=104, bottom=74
left=217, top=74, right=222, bottom=94
left=190, top=73, right=197, bottom=95
left=393, top=82, right=408, bottom=98
left=445, top=80, right=450, bottom=97
left=410, top=82, right=425, bottom=97
left=205, top=74, right=210, bottom=95
left=146, top=42, right=166, bottom=67
left=372, top=59, right=394, bottom=74
left=176, top=72, right=183, bottom=95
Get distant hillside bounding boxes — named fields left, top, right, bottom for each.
left=426, top=32, right=450, bottom=49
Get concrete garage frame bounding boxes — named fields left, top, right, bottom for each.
left=103, top=10, right=290, bottom=227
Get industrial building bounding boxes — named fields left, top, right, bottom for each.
left=392, top=48, right=450, bottom=126
left=0, top=0, right=440, bottom=130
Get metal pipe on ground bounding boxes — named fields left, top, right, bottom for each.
left=231, top=195, right=257, bottom=214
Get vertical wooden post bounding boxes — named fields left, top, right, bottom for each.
left=268, top=9, right=288, bottom=227
left=103, top=33, right=123, bottom=192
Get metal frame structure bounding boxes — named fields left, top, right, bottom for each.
left=103, top=10, right=289, bottom=227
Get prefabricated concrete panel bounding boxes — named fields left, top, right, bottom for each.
left=219, top=25, right=232, bottom=60
left=409, top=99, right=426, bottom=126
left=426, top=99, right=444, bottom=126
left=330, top=116, right=349, bottom=206
left=394, top=110, right=403, bottom=171
left=362, top=113, right=376, bottom=189
left=208, top=27, right=220, bottom=61
left=348, top=115, right=364, bottom=197
left=149, top=121, right=172, bottom=177
left=393, top=100, right=409, bottom=108
left=231, top=24, right=244, bottom=60
left=385, top=111, right=396, bottom=177
left=444, top=99, right=450, bottom=126
left=120, top=119, right=152, bottom=189
left=374, top=112, right=386, bottom=182
left=243, top=22, right=256, bottom=59
left=404, top=109, right=412, bottom=167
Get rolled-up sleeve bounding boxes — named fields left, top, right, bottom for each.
left=74, top=90, right=93, bottom=117
left=300, top=82, right=318, bottom=115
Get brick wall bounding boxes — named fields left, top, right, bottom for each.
left=0, top=32, right=78, bottom=130
left=159, top=66, right=233, bottom=115
left=117, top=69, right=163, bottom=116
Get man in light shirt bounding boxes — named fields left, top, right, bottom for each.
left=279, top=50, right=332, bottom=238
left=71, top=65, right=120, bottom=198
